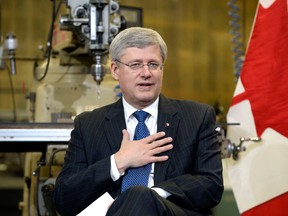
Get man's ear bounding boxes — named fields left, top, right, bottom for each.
left=110, top=61, right=119, bottom=80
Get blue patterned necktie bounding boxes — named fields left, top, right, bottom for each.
left=121, top=110, right=152, bottom=192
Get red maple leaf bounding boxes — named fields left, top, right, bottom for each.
left=231, top=0, right=288, bottom=138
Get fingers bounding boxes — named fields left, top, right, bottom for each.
left=144, top=131, right=166, bottom=143
left=152, top=155, right=169, bottom=162
left=123, top=130, right=170, bottom=146
left=150, top=142, right=173, bottom=155
left=149, top=137, right=173, bottom=161
left=117, top=130, right=173, bottom=168
left=150, top=136, right=173, bottom=147
left=122, top=129, right=130, bottom=141
left=144, top=134, right=173, bottom=162
left=138, top=132, right=173, bottom=152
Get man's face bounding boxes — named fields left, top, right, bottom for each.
left=111, top=45, right=163, bottom=109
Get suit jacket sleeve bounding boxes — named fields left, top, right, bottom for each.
left=53, top=108, right=121, bottom=216
left=154, top=101, right=223, bottom=213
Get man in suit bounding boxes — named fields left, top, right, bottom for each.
left=53, top=27, right=223, bottom=216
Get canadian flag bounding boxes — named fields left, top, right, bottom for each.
left=226, top=0, right=288, bottom=215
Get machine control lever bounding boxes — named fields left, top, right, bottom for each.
left=217, top=126, right=261, bottom=160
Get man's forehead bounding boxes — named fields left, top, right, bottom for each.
left=121, top=45, right=162, bottom=60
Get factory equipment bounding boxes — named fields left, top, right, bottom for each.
left=217, top=125, right=261, bottom=160
left=4, top=33, right=18, bottom=75
left=0, top=32, right=18, bottom=73
left=33, top=58, right=121, bottom=123
left=0, top=123, right=72, bottom=216
left=28, top=0, right=125, bottom=123
left=20, top=1, right=127, bottom=215
left=28, top=0, right=126, bottom=123
left=59, top=0, right=125, bottom=85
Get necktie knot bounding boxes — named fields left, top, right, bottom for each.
left=133, top=110, right=149, bottom=123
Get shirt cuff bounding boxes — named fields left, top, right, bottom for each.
left=151, top=187, right=171, bottom=199
left=110, top=154, right=124, bottom=181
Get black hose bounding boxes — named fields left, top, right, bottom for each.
left=34, top=0, right=62, bottom=82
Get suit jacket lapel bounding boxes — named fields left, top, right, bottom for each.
left=104, top=99, right=126, bottom=154
left=154, top=95, right=180, bottom=184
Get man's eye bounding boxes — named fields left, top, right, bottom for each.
left=148, top=63, right=159, bottom=69
left=129, top=63, right=142, bottom=69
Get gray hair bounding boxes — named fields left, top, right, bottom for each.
left=109, top=27, right=168, bottom=63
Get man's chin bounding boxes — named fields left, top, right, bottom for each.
left=137, top=95, right=158, bottom=105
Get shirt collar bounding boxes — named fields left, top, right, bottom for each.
left=122, top=97, right=159, bottom=121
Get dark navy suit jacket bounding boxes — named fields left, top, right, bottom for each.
left=53, top=95, right=223, bottom=215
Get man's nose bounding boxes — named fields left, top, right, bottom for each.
left=139, top=65, right=152, bottom=76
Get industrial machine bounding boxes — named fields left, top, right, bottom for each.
left=21, top=1, right=126, bottom=215
left=217, top=125, right=261, bottom=160
left=30, top=0, right=125, bottom=123
left=59, top=0, right=124, bottom=85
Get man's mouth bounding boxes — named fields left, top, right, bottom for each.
left=138, top=83, right=152, bottom=87
left=139, top=83, right=152, bottom=86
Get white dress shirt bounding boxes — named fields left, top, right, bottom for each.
left=110, top=96, right=170, bottom=198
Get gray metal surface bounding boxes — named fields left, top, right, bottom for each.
left=0, top=123, right=73, bottom=152
left=0, top=123, right=73, bottom=142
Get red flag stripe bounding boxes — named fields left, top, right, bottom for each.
left=230, top=91, right=248, bottom=106
left=242, top=192, right=288, bottom=216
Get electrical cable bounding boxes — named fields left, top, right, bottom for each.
left=48, top=148, right=67, bottom=177
left=36, top=167, right=41, bottom=216
left=34, top=0, right=62, bottom=81
left=35, top=153, right=46, bottom=216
